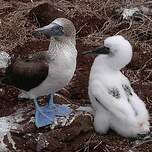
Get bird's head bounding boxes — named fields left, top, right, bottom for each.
left=34, top=18, right=76, bottom=40
left=103, top=35, right=132, bottom=58
left=82, top=35, right=133, bottom=70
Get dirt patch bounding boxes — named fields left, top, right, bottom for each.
left=0, top=0, right=152, bottom=151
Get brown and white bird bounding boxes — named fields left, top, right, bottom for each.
left=1, top=18, right=77, bottom=128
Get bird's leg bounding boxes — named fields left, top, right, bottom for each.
left=46, top=93, right=72, bottom=117
left=47, top=94, right=54, bottom=106
left=34, top=98, right=55, bottom=128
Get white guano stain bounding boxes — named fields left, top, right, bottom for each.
left=0, top=51, right=11, bottom=68
left=0, top=109, right=25, bottom=152
left=122, top=8, right=139, bottom=19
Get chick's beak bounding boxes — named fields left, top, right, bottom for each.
left=82, top=46, right=110, bottom=55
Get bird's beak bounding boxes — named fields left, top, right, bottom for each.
left=82, top=46, right=110, bottom=55
left=34, top=22, right=64, bottom=38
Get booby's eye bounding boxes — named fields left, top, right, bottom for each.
left=59, top=26, right=63, bottom=30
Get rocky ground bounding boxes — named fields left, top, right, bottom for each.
left=0, top=0, right=152, bottom=151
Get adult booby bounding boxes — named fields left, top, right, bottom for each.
left=2, top=18, right=77, bottom=128
left=83, top=35, right=150, bottom=137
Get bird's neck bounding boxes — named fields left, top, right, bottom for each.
left=92, top=55, right=115, bottom=73
left=48, top=37, right=76, bottom=59
left=94, top=52, right=131, bottom=72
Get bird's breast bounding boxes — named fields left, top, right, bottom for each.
left=46, top=48, right=77, bottom=91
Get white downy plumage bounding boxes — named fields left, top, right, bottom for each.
left=88, top=35, right=150, bottom=137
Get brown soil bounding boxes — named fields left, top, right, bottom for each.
left=0, top=0, right=152, bottom=151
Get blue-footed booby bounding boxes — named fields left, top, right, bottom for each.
left=83, top=35, right=150, bottom=137
left=2, top=18, right=77, bottom=128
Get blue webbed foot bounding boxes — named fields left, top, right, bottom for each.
left=34, top=94, right=72, bottom=128
left=47, top=94, right=72, bottom=117
left=34, top=99, right=55, bottom=128
left=52, top=104, right=72, bottom=116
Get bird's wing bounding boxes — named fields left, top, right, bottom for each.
left=2, top=52, right=50, bottom=91
left=90, top=82, right=136, bottom=120
left=122, top=83, right=149, bottom=120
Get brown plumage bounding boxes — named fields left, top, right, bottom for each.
left=2, top=52, right=50, bottom=91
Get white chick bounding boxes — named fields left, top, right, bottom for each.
left=84, top=35, right=150, bottom=137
